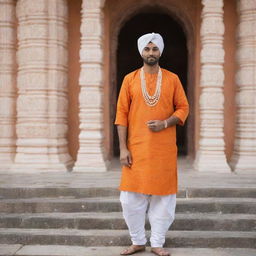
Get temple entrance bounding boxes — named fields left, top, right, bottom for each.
left=113, top=10, right=188, bottom=157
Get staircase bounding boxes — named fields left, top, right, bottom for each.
left=0, top=184, right=256, bottom=255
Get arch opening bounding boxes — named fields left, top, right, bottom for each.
left=112, top=10, right=189, bottom=157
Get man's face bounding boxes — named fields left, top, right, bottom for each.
left=141, top=42, right=161, bottom=66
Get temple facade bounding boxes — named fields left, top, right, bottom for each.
left=0, top=0, right=255, bottom=173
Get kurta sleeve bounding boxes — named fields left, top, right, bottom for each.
left=115, top=75, right=131, bottom=127
left=172, top=75, right=189, bottom=126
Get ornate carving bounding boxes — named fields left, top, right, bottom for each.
left=14, top=0, right=73, bottom=171
left=0, top=0, right=16, bottom=169
left=194, top=0, right=231, bottom=172
left=231, top=0, right=256, bottom=172
left=73, top=0, right=107, bottom=172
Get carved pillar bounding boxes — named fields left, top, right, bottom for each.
left=194, top=0, right=231, bottom=172
left=73, top=0, right=107, bottom=172
left=231, top=0, right=256, bottom=172
left=14, top=0, right=73, bottom=171
left=0, top=0, right=16, bottom=170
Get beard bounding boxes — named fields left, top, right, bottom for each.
left=142, top=55, right=160, bottom=66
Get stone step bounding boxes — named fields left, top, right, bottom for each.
left=0, top=229, right=255, bottom=248
left=0, top=187, right=120, bottom=200
left=0, top=187, right=255, bottom=199
left=1, top=212, right=255, bottom=232
left=1, top=244, right=256, bottom=256
left=0, top=197, right=256, bottom=214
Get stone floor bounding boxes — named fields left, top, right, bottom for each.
left=1, top=245, right=256, bottom=256
left=0, top=157, right=255, bottom=190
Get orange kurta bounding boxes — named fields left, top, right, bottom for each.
left=115, top=68, right=189, bottom=195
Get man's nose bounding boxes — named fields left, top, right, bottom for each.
left=149, top=50, right=154, bottom=55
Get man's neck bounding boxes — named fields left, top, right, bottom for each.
left=143, top=63, right=160, bottom=74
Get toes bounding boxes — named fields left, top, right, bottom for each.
left=120, top=245, right=145, bottom=255
left=120, top=248, right=130, bottom=255
left=151, top=248, right=170, bottom=256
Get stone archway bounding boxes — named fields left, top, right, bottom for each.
left=106, top=2, right=195, bottom=162
left=113, top=11, right=188, bottom=156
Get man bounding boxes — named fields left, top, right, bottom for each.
left=115, top=33, right=189, bottom=256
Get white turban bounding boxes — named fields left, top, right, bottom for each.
left=137, top=33, right=164, bottom=56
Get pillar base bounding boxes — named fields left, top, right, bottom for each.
left=230, top=155, right=256, bottom=173
left=73, top=153, right=108, bottom=172
left=0, top=163, right=13, bottom=172
left=0, top=155, right=14, bottom=171
left=8, top=161, right=73, bottom=173
left=194, top=152, right=231, bottom=173
left=72, top=166, right=108, bottom=172
left=10, top=152, right=74, bottom=172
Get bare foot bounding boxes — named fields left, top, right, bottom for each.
left=151, top=247, right=170, bottom=256
left=120, top=245, right=146, bottom=255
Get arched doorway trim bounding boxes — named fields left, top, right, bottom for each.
left=106, top=0, right=195, bottom=160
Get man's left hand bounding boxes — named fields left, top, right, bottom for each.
left=147, top=120, right=165, bottom=132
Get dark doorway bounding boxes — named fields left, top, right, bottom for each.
left=113, top=10, right=188, bottom=156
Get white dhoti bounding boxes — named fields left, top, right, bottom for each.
left=120, top=191, right=176, bottom=247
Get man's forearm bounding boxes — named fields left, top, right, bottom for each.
left=166, top=115, right=180, bottom=127
left=117, top=125, right=128, bottom=150
left=147, top=115, right=181, bottom=132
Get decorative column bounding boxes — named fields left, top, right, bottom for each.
left=14, top=0, right=73, bottom=171
left=231, top=0, right=256, bottom=172
left=0, top=0, right=16, bottom=170
left=73, top=0, right=107, bottom=172
left=194, top=0, right=231, bottom=172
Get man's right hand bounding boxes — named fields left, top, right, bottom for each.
left=120, top=148, right=132, bottom=168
